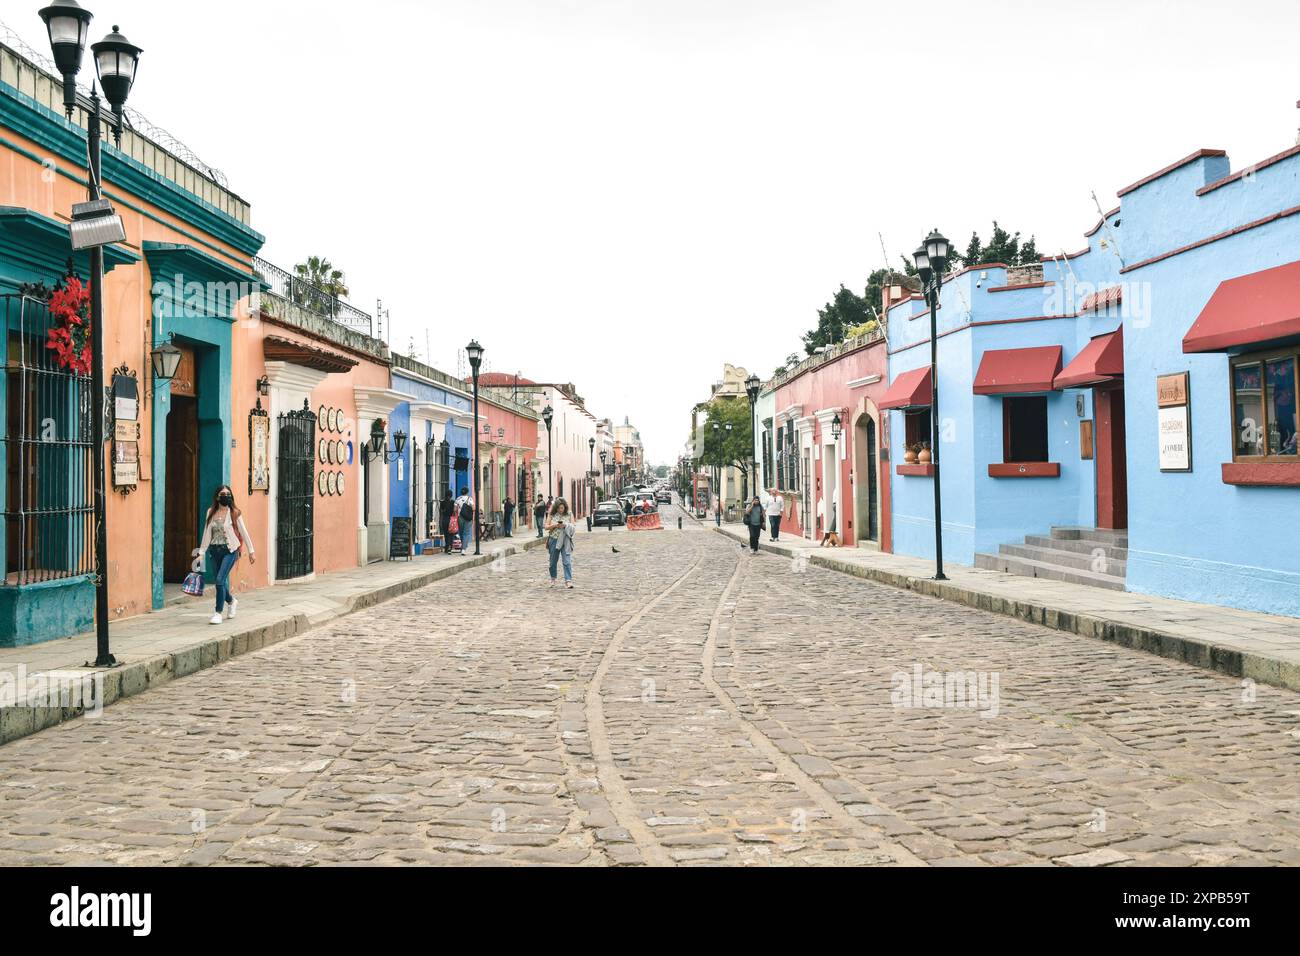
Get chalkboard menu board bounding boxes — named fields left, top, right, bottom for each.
left=390, top=516, right=413, bottom=560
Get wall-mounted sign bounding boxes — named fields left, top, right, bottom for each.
left=1157, top=371, right=1192, bottom=472
left=249, top=402, right=271, bottom=494
left=111, top=365, right=139, bottom=494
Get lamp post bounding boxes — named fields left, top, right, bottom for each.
left=587, top=437, right=596, bottom=517
left=599, top=450, right=607, bottom=501
left=542, top=404, right=554, bottom=498
left=745, top=373, right=761, bottom=502
left=40, top=1, right=141, bottom=668
left=913, top=229, right=950, bottom=580
left=466, top=340, right=483, bottom=555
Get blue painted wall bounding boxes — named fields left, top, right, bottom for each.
left=1117, top=152, right=1300, bottom=615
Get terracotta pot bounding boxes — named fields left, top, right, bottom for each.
left=904, top=447, right=919, bottom=464
left=918, top=447, right=932, bottom=464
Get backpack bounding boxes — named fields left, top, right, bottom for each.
left=459, top=500, right=474, bottom=523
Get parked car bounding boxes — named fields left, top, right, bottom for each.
left=635, top=492, right=658, bottom=512
left=656, top=489, right=672, bottom=503
left=594, top=500, right=626, bottom=527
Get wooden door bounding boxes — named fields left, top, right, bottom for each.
left=1095, top=386, right=1128, bottom=530
left=164, top=395, right=199, bottom=581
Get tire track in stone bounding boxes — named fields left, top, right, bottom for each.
left=700, top=551, right=925, bottom=866
left=583, top=537, right=709, bottom=867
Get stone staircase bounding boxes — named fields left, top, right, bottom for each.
left=975, top=526, right=1128, bottom=591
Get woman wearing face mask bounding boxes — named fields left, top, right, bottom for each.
left=198, top=485, right=256, bottom=625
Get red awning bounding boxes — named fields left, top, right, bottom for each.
left=1054, top=328, right=1124, bottom=389
left=1183, top=259, right=1300, bottom=353
left=878, top=367, right=932, bottom=410
left=973, top=345, right=1062, bottom=394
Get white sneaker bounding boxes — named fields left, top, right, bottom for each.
left=227, top=598, right=238, bottom=620
left=209, top=613, right=223, bottom=625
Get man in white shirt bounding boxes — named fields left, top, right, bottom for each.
left=765, top=488, right=784, bottom=541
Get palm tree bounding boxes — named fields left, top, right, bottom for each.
left=292, top=256, right=350, bottom=318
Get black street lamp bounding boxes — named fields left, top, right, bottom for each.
left=599, top=450, right=607, bottom=500
left=830, top=412, right=842, bottom=442
left=40, top=1, right=141, bottom=668
left=913, top=228, right=951, bottom=581
left=745, top=373, right=761, bottom=502
left=466, top=339, right=483, bottom=555
left=588, top=436, right=596, bottom=518
left=542, top=404, right=554, bottom=498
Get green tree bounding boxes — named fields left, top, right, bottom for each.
left=801, top=284, right=871, bottom=355
left=701, top=398, right=754, bottom=480
left=1018, top=235, right=1039, bottom=263
left=292, top=255, right=350, bottom=318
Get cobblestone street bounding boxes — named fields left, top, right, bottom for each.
left=1, top=516, right=1297, bottom=867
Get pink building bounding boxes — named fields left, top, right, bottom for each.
left=765, top=332, right=892, bottom=550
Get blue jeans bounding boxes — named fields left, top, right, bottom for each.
left=207, top=544, right=240, bottom=613
left=536, top=514, right=545, bottom=537
left=460, top=519, right=473, bottom=552
left=504, top=514, right=513, bottom=536
left=548, top=538, right=572, bottom=583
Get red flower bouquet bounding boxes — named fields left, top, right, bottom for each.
left=46, top=276, right=92, bottom=375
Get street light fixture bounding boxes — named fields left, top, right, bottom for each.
left=913, top=228, right=950, bottom=581
left=745, top=373, right=761, bottom=501
left=365, top=419, right=406, bottom=462
left=588, top=436, right=596, bottom=518
left=39, top=2, right=141, bottom=668
left=542, top=404, right=554, bottom=498
left=599, top=450, right=608, bottom=500
left=830, top=412, right=842, bottom=442
left=150, top=336, right=181, bottom=382
left=39, top=0, right=93, bottom=116
left=466, top=339, right=483, bottom=555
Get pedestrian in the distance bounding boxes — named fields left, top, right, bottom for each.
left=715, top=499, right=722, bottom=527
left=439, top=496, right=455, bottom=553
left=503, top=496, right=515, bottom=537
left=544, top=496, right=576, bottom=589
left=534, top=494, right=547, bottom=538
left=454, top=487, right=475, bottom=555
left=765, top=487, right=784, bottom=541
left=743, top=495, right=765, bottom=554
left=198, top=484, right=255, bottom=625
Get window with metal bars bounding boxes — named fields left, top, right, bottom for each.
left=2, top=294, right=95, bottom=587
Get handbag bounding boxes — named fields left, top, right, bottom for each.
left=182, top=549, right=205, bottom=596
left=448, top=513, right=460, bottom=534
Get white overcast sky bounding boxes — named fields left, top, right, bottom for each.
left=10, top=0, right=1299, bottom=463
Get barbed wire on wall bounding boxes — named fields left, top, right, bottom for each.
left=0, top=20, right=230, bottom=190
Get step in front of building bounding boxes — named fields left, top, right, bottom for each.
left=976, top=526, right=1128, bottom=591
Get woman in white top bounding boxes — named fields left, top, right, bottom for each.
left=198, top=485, right=256, bottom=624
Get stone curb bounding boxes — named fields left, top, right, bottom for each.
left=714, top=528, right=1299, bottom=694
left=0, top=538, right=547, bottom=747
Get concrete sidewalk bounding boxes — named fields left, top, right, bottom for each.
left=0, top=534, right=548, bottom=746
left=716, top=525, right=1300, bottom=693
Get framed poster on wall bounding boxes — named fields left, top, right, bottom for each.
left=249, top=403, right=271, bottom=493
left=1157, top=372, right=1192, bottom=472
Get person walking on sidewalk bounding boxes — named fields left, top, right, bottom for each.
left=765, top=487, right=784, bottom=541
left=454, top=488, right=475, bottom=555
left=715, top=498, right=722, bottom=527
left=503, top=496, right=515, bottom=537
left=743, top=495, right=765, bottom=554
left=534, top=494, right=547, bottom=538
left=439, top=496, right=456, bottom=553
left=198, top=485, right=255, bottom=625
left=544, top=497, right=576, bottom=588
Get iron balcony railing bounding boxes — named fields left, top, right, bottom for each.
left=1, top=294, right=95, bottom=587
left=253, top=257, right=374, bottom=337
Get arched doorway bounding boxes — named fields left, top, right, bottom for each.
left=853, top=411, right=879, bottom=545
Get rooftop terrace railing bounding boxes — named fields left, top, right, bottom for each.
left=254, top=257, right=373, bottom=338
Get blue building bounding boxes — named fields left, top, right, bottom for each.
left=883, top=144, right=1300, bottom=617
left=388, top=354, right=474, bottom=553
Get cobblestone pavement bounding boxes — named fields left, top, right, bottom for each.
left=1, top=512, right=1297, bottom=866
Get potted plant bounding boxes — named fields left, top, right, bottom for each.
left=903, top=443, right=920, bottom=464
left=918, top=441, right=932, bottom=464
